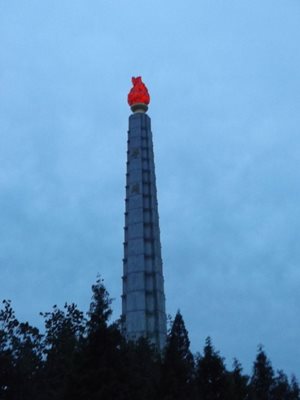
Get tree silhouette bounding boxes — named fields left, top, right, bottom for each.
left=121, top=337, right=161, bottom=400
left=1, top=279, right=299, bottom=400
left=289, top=375, right=300, bottom=400
left=40, top=303, right=85, bottom=400
left=160, top=310, right=195, bottom=400
left=228, top=358, right=249, bottom=400
left=0, top=300, right=42, bottom=400
left=250, top=345, right=274, bottom=400
left=271, top=370, right=291, bottom=400
left=65, top=277, right=126, bottom=400
left=196, top=336, right=230, bottom=400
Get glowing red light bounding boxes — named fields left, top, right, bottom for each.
left=128, top=76, right=150, bottom=106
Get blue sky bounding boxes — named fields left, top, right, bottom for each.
left=0, top=0, right=299, bottom=376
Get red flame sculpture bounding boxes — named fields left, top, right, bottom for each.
left=128, top=76, right=150, bottom=106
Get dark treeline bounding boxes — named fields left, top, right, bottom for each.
left=0, top=278, right=299, bottom=400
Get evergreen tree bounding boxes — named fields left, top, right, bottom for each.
left=290, top=375, right=300, bottom=400
left=271, top=370, right=291, bottom=400
left=250, top=345, right=274, bottom=400
left=0, top=300, right=42, bottom=400
left=122, top=337, right=161, bottom=400
left=1, top=279, right=300, bottom=400
left=0, top=300, right=15, bottom=399
left=40, top=303, right=85, bottom=400
left=160, top=311, right=195, bottom=400
left=228, top=358, right=249, bottom=400
left=196, top=336, right=230, bottom=400
left=66, top=277, right=126, bottom=400
left=86, top=276, right=113, bottom=334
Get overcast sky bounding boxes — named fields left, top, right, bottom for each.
left=0, top=0, right=299, bottom=377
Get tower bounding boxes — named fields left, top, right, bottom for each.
left=122, top=77, right=167, bottom=349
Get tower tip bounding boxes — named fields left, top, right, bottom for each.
left=127, top=76, right=150, bottom=113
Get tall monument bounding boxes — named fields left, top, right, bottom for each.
left=122, top=77, right=167, bottom=349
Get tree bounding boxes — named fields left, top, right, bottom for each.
left=160, top=311, right=195, bottom=400
left=0, top=300, right=43, bottom=400
left=250, top=345, right=274, bottom=400
left=196, top=336, right=230, bottom=400
left=40, top=303, right=85, bottom=400
left=271, top=370, right=291, bottom=400
left=65, top=277, right=126, bottom=400
left=121, top=337, right=161, bottom=400
left=0, top=300, right=16, bottom=399
left=86, top=276, right=113, bottom=334
left=290, top=375, right=300, bottom=400
left=228, top=359, right=249, bottom=400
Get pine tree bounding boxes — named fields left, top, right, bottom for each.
left=289, top=375, right=300, bottom=400
left=160, top=311, right=195, bottom=400
left=228, top=358, right=249, bottom=400
left=0, top=300, right=15, bottom=399
left=65, top=277, right=126, bottom=400
left=271, top=370, right=290, bottom=400
left=86, top=276, right=113, bottom=334
left=121, top=337, right=161, bottom=400
left=250, top=345, right=274, bottom=400
left=196, top=336, right=230, bottom=400
left=0, top=300, right=43, bottom=400
left=40, top=302, right=85, bottom=400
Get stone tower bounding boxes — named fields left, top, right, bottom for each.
left=122, top=77, right=167, bottom=350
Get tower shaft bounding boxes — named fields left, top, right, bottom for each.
left=122, top=112, right=166, bottom=349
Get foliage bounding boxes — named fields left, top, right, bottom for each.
left=227, top=358, right=249, bottom=400
left=39, top=303, right=85, bottom=400
left=249, top=345, right=274, bottom=400
left=0, top=280, right=299, bottom=400
left=160, top=311, right=195, bottom=400
left=0, top=300, right=43, bottom=399
left=196, top=336, right=230, bottom=400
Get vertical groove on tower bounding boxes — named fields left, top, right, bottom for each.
left=122, top=112, right=167, bottom=350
